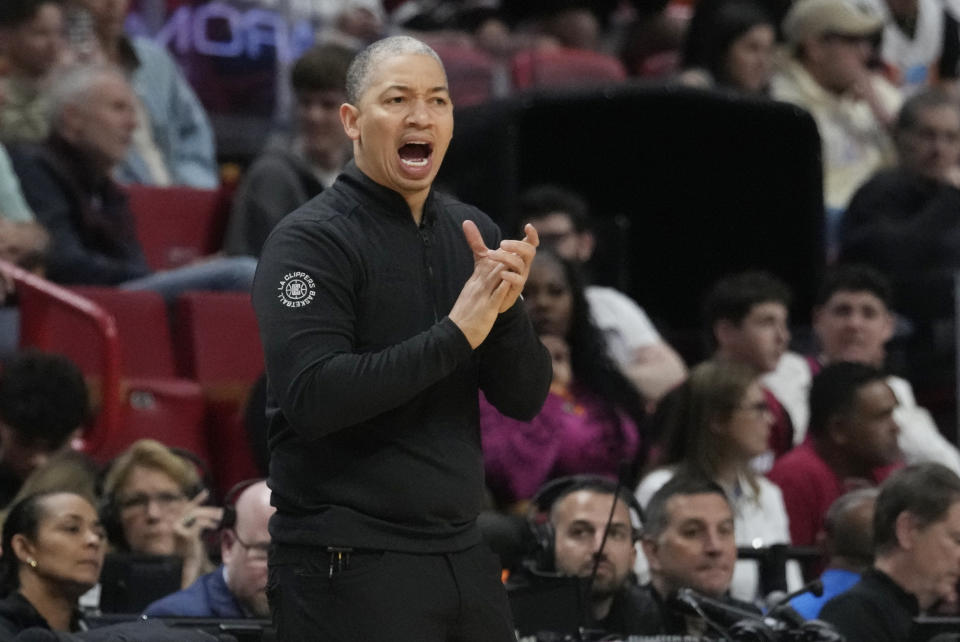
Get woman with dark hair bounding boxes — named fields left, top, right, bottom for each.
left=481, top=250, right=647, bottom=508
left=678, top=0, right=776, bottom=94
left=635, top=360, right=800, bottom=602
left=0, top=491, right=104, bottom=639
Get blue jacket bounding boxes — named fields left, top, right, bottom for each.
left=144, top=566, right=245, bottom=618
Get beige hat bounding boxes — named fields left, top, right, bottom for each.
left=783, top=0, right=884, bottom=44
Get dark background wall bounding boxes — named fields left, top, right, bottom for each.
left=438, top=84, right=825, bottom=360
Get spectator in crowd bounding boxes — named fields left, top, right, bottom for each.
left=771, top=0, right=901, bottom=245
left=769, top=362, right=901, bottom=551
left=8, top=65, right=256, bottom=301
left=678, top=0, right=777, bottom=95
left=639, top=472, right=761, bottom=634
left=702, top=271, right=793, bottom=459
left=225, top=43, right=354, bottom=257
left=62, top=0, right=218, bottom=187
left=519, top=184, right=686, bottom=403
left=511, top=476, right=660, bottom=637
left=764, top=264, right=960, bottom=472
left=791, top=488, right=878, bottom=619
left=481, top=250, right=646, bottom=507
left=861, top=0, right=960, bottom=94
left=0, top=0, right=65, bottom=144
left=840, top=88, right=960, bottom=324
left=0, top=350, right=88, bottom=509
left=100, top=439, right=221, bottom=590
left=820, top=463, right=960, bottom=641
left=145, top=480, right=274, bottom=618
left=0, top=491, right=104, bottom=638
left=0, top=450, right=99, bottom=526
left=636, top=360, right=801, bottom=602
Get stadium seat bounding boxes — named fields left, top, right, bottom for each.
left=174, top=292, right=264, bottom=493
left=510, top=48, right=627, bottom=90
left=126, top=185, right=231, bottom=271
left=15, top=279, right=209, bottom=463
left=427, top=42, right=499, bottom=107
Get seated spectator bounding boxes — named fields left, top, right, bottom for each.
left=0, top=144, right=35, bottom=224
left=791, top=488, right=878, bottom=619
left=769, top=362, right=901, bottom=551
left=678, top=0, right=776, bottom=95
left=62, top=0, right=217, bottom=187
left=764, top=264, right=960, bottom=472
left=636, top=360, right=801, bottom=602
left=100, top=439, right=221, bottom=590
left=638, top=472, right=761, bottom=635
left=0, top=0, right=65, bottom=144
left=0, top=491, right=104, bottom=639
left=519, top=184, right=686, bottom=403
left=224, top=43, right=354, bottom=257
left=8, top=65, right=256, bottom=301
left=820, top=463, right=960, bottom=641
left=703, top=271, right=793, bottom=459
left=145, top=480, right=273, bottom=618
left=481, top=250, right=646, bottom=507
left=508, top=476, right=659, bottom=637
left=772, top=0, right=900, bottom=247
left=0, top=350, right=88, bottom=509
left=861, top=0, right=959, bottom=94
left=840, top=88, right=960, bottom=323
left=0, top=450, right=99, bottom=526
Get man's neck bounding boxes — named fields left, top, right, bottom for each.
left=813, top=438, right=875, bottom=480
left=874, top=556, right=933, bottom=610
left=590, top=593, right=616, bottom=621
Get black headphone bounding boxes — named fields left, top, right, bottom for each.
left=98, top=447, right=210, bottom=549
left=527, top=474, right=645, bottom=574
left=218, top=478, right=267, bottom=532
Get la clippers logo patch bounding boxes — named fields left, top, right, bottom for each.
left=278, top=272, right=316, bottom=308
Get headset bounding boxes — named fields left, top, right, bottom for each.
left=527, top=474, right=645, bottom=574
left=98, top=447, right=211, bottom=550
left=218, top=477, right=267, bottom=532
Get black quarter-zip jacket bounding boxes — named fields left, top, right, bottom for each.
left=252, top=162, right=552, bottom=552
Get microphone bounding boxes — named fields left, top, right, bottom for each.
left=584, top=461, right=633, bottom=599
left=672, top=588, right=770, bottom=629
left=766, top=579, right=825, bottom=628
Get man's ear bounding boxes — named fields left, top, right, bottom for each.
left=58, top=103, right=84, bottom=142
left=714, top=319, right=739, bottom=352
left=575, top=231, right=595, bottom=263
left=641, top=537, right=660, bottom=572
left=340, top=103, right=361, bottom=141
left=220, top=528, right=237, bottom=563
left=893, top=510, right=917, bottom=551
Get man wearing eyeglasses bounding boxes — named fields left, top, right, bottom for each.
left=144, top=480, right=275, bottom=618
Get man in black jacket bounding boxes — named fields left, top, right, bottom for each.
left=252, top=35, right=552, bottom=641
left=820, top=463, right=960, bottom=642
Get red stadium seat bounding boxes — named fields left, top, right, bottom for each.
left=174, top=292, right=264, bottom=493
left=126, top=185, right=231, bottom=271
left=8, top=271, right=209, bottom=464
left=427, top=42, right=498, bottom=107
left=511, top=48, right=627, bottom=90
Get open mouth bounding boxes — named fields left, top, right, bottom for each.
left=398, top=142, right=432, bottom=168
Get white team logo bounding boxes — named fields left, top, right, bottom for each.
left=278, top=272, right=316, bottom=308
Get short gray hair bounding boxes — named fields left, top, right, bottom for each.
left=47, top=64, right=127, bottom=131
left=345, top=35, right=444, bottom=105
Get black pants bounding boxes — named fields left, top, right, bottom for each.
left=267, top=542, right=516, bottom=641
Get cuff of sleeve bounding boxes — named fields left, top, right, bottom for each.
left=439, top=316, right=476, bottom=358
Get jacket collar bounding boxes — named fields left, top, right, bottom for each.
left=339, top=161, right=437, bottom=226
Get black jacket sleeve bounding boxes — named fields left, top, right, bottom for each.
left=476, top=297, right=552, bottom=421
left=253, top=218, right=475, bottom=441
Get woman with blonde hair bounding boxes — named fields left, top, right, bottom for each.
left=635, top=360, right=800, bottom=602
left=101, top=439, right=220, bottom=589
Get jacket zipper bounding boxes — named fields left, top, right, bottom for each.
left=419, top=223, right=439, bottom=322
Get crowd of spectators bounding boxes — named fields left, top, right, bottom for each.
left=0, top=0, right=960, bottom=639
